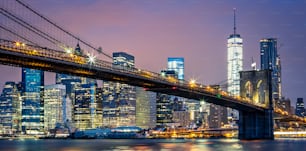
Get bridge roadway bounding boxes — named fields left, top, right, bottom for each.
left=0, top=39, right=266, bottom=112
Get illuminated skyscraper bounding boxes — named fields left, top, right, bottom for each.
left=227, top=9, right=243, bottom=96
left=0, top=82, right=21, bottom=135
left=113, top=52, right=135, bottom=68
left=227, top=9, right=242, bottom=125
left=43, top=84, right=66, bottom=130
left=74, top=83, right=102, bottom=130
left=260, top=38, right=281, bottom=100
left=167, top=57, right=184, bottom=80
left=156, top=94, right=173, bottom=126
left=56, top=74, right=80, bottom=123
left=56, top=43, right=97, bottom=125
left=102, top=52, right=136, bottom=127
left=21, top=68, right=44, bottom=134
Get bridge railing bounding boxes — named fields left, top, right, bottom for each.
left=0, top=38, right=268, bottom=109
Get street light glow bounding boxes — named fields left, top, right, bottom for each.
left=65, top=48, right=72, bottom=54
left=87, top=53, right=96, bottom=64
left=189, top=79, right=196, bottom=87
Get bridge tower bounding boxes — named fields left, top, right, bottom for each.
left=239, top=69, right=274, bottom=139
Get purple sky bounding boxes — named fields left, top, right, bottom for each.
left=1, top=0, right=306, bottom=106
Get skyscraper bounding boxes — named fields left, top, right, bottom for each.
left=156, top=94, right=173, bottom=126
left=260, top=38, right=281, bottom=100
left=227, top=9, right=243, bottom=96
left=136, top=87, right=156, bottom=129
left=0, top=82, right=21, bottom=135
left=113, top=52, right=135, bottom=68
left=74, top=83, right=102, bottom=130
left=43, top=84, right=66, bottom=131
left=167, top=58, right=184, bottom=80
left=295, top=98, right=305, bottom=117
left=56, top=43, right=97, bottom=125
left=102, top=52, right=136, bottom=127
left=21, top=68, right=44, bottom=134
left=227, top=9, right=242, bottom=124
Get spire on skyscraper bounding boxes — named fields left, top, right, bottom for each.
left=233, top=8, right=236, bottom=35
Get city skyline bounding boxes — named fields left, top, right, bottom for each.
left=0, top=0, right=305, bottom=105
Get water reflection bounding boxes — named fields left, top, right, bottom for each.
left=0, top=138, right=305, bottom=151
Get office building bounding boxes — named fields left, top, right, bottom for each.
left=295, top=98, right=305, bottom=117
left=136, top=87, right=156, bottom=129
left=74, top=83, right=102, bottom=130
left=102, top=52, right=136, bottom=127
left=208, top=104, right=228, bottom=128
left=227, top=9, right=242, bottom=123
left=227, top=9, right=243, bottom=96
left=167, top=57, right=184, bottom=80
left=260, top=38, right=282, bottom=100
left=43, top=84, right=66, bottom=131
left=56, top=43, right=97, bottom=124
left=0, top=82, right=21, bottom=135
left=172, top=110, right=190, bottom=127
left=113, top=52, right=135, bottom=68
left=21, top=68, right=44, bottom=134
left=156, top=94, right=173, bottom=126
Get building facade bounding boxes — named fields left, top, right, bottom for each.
left=156, top=94, right=173, bottom=126
left=260, top=38, right=282, bottom=101
left=208, top=104, right=228, bottom=128
left=167, top=57, right=184, bottom=80
left=21, top=68, right=44, bottom=134
left=0, top=82, right=21, bottom=135
left=102, top=52, right=136, bottom=128
left=295, top=98, right=305, bottom=117
left=135, top=87, right=156, bottom=129
left=74, top=83, right=102, bottom=130
left=227, top=10, right=243, bottom=123
left=43, top=84, right=66, bottom=131
left=56, top=74, right=82, bottom=122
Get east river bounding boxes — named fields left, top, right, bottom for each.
left=0, top=138, right=306, bottom=151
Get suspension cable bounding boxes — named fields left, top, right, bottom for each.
left=15, top=0, right=112, bottom=59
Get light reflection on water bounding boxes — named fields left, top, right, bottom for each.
left=0, top=138, right=306, bottom=151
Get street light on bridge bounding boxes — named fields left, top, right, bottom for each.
left=189, top=79, right=196, bottom=87
left=87, top=53, right=96, bottom=64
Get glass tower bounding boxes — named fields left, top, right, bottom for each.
left=167, top=57, right=184, bottom=80
left=260, top=38, right=281, bottom=100
left=43, top=84, right=66, bottom=131
left=74, top=83, right=102, bottom=130
left=21, top=68, right=44, bottom=134
left=227, top=9, right=243, bottom=96
left=295, top=98, right=305, bottom=117
left=0, top=82, right=21, bottom=135
left=226, top=9, right=242, bottom=125
left=156, top=94, right=173, bottom=126
left=102, top=52, right=136, bottom=127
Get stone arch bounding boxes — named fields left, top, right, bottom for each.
left=256, top=80, right=265, bottom=104
left=245, top=81, right=253, bottom=99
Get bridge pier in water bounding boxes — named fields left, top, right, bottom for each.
left=239, top=70, right=274, bottom=140
left=238, top=109, right=274, bottom=140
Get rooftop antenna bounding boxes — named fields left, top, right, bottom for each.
left=251, top=57, right=257, bottom=70
left=233, top=8, right=237, bottom=35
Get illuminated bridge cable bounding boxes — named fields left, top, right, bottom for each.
left=15, top=0, right=113, bottom=59
left=0, top=8, right=65, bottom=48
left=0, top=24, right=38, bottom=45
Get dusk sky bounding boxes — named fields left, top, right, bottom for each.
left=1, top=0, right=306, bottom=106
